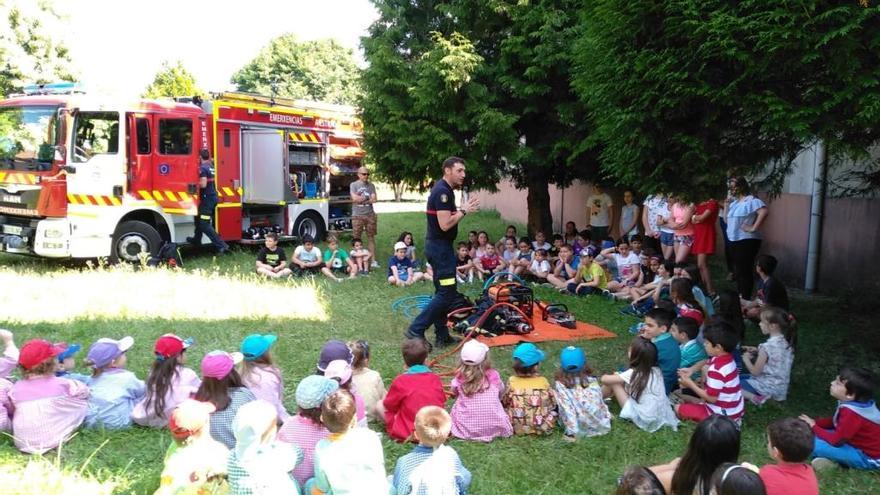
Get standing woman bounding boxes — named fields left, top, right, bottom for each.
left=719, top=176, right=737, bottom=281
left=726, top=178, right=768, bottom=299
left=664, top=196, right=695, bottom=263
left=691, top=197, right=720, bottom=297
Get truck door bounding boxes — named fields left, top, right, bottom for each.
left=154, top=115, right=199, bottom=214
left=215, top=122, right=242, bottom=240
left=127, top=113, right=154, bottom=197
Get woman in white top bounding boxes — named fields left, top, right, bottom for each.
left=725, top=178, right=768, bottom=299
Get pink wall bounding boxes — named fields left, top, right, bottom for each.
left=475, top=179, right=597, bottom=234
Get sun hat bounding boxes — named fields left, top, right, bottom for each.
left=324, top=359, right=353, bottom=385
left=19, top=339, right=65, bottom=370
left=87, top=337, right=134, bottom=368
left=560, top=346, right=586, bottom=373
left=241, top=334, right=277, bottom=361
left=154, top=334, right=193, bottom=360
left=56, top=343, right=81, bottom=362
left=394, top=241, right=407, bottom=251
left=460, top=340, right=489, bottom=365
left=316, top=340, right=352, bottom=373
left=295, top=375, right=339, bottom=409
left=168, top=399, right=216, bottom=441
left=201, top=350, right=244, bottom=379
left=512, top=342, right=545, bottom=367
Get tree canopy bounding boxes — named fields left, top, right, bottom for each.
left=232, top=35, right=361, bottom=105
left=0, top=1, right=75, bottom=96
left=142, top=60, right=202, bottom=99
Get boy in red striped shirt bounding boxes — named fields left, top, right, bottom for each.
left=676, top=321, right=745, bottom=426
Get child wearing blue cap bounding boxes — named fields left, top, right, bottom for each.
left=55, top=342, right=90, bottom=384
left=551, top=346, right=611, bottom=441
left=239, top=334, right=289, bottom=422
left=502, top=343, right=557, bottom=435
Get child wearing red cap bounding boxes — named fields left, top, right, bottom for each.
left=155, top=399, right=229, bottom=495
left=132, top=334, right=201, bottom=427
left=9, top=339, right=90, bottom=454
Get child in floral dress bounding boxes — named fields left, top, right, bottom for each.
left=449, top=340, right=513, bottom=442
left=551, top=346, right=611, bottom=441
left=502, top=343, right=557, bottom=435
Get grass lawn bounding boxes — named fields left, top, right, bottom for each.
left=0, top=209, right=878, bottom=494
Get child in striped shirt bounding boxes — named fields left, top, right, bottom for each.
left=239, top=333, right=289, bottom=422
left=676, top=321, right=745, bottom=426
left=10, top=339, right=90, bottom=454
left=227, top=400, right=301, bottom=495
left=277, top=375, right=338, bottom=487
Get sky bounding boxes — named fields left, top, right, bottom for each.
left=53, top=0, right=379, bottom=98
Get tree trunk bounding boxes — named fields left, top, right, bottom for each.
left=391, top=181, right=406, bottom=202
left=526, top=175, right=553, bottom=237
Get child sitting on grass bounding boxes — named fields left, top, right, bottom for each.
left=552, top=346, right=612, bottom=440
left=308, top=390, right=388, bottom=494
left=710, top=463, right=766, bottom=495
left=84, top=336, right=144, bottom=430
left=384, top=338, right=446, bottom=442
left=503, top=343, right=557, bottom=435
left=512, top=238, right=534, bottom=277
left=0, top=329, right=18, bottom=380
left=321, top=235, right=358, bottom=281
left=350, top=237, right=372, bottom=274
left=389, top=241, right=425, bottom=286
left=291, top=234, right=323, bottom=276
left=527, top=248, right=552, bottom=283
left=546, top=244, right=579, bottom=290
left=759, top=417, right=818, bottom=495
left=325, top=359, right=367, bottom=427
left=349, top=340, right=386, bottom=422
left=601, top=337, right=678, bottom=433
left=54, top=342, right=90, bottom=383
left=669, top=317, right=707, bottom=396
left=449, top=340, right=512, bottom=442
left=255, top=231, right=293, bottom=278
left=133, top=334, right=201, bottom=427
left=391, top=406, right=472, bottom=495
left=239, top=333, right=288, bottom=422
left=227, top=400, right=301, bottom=495
left=676, top=321, right=745, bottom=426
left=742, top=254, right=790, bottom=321
left=455, top=242, right=475, bottom=284
left=475, top=242, right=504, bottom=280
left=741, top=306, right=796, bottom=406
left=194, top=350, right=257, bottom=449
left=155, top=399, right=229, bottom=495
left=10, top=339, right=90, bottom=454
left=639, top=308, right=681, bottom=395
left=277, top=375, right=338, bottom=488
left=798, top=367, right=880, bottom=471
left=565, top=245, right=608, bottom=296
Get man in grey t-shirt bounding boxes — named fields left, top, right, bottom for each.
left=350, top=167, right=378, bottom=267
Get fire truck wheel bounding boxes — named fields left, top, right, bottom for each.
left=292, top=212, right=325, bottom=242
left=110, top=220, right=162, bottom=264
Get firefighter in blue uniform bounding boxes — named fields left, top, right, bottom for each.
left=187, top=149, right=229, bottom=254
left=406, top=157, right=479, bottom=346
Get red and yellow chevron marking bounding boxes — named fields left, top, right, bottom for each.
left=135, top=190, right=197, bottom=215
left=217, top=186, right=243, bottom=200
left=0, top=172, right=39, bottom=185
left=67, top=193, right=122, bottom=206
left=289, top=131, right=321, bottom=144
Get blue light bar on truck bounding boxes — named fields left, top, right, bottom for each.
left=21, top=82, right=86, bottom=96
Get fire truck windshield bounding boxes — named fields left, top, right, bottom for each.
left=0, top=105, right=60, bottom=171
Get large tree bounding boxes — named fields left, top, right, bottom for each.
left=142, top=60, right=202, bottom=99
left=232, top=35, right=361, bottom=105
left=0, top=0, right=76, bottom=96
left=572, top=0, right=880, bottom=198
left=361, top=0, right=597, bottom=235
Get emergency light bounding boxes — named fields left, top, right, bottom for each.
left=21, top=82, right=86, bottom=96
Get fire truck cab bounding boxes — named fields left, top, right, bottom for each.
left=0, top=84, right=362, bottom=262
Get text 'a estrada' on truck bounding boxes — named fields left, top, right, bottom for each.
left=0, top=82, right=364, bottom=262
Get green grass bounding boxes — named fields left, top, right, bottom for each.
left=0, top=210, right=878, bottom=494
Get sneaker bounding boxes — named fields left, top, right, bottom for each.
left=434, top=334, right=461, bottom=348
left=619, top=305, right=640, bottom=317
left=558, top=287, right=571, bottom=295
left=601, top=289, right=615, bottom=300
left=562, top=434, right=577, bottom=443
left=811, top=457, right=838, bottom=471
left=541, top=282, right=554, bottom=288
left=749, top=394, right=769, bottom=406
left=370, top=260, right=380, bottom=268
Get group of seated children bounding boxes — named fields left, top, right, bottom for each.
left=255, top=233, right=373, bottom=282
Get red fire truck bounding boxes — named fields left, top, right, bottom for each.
left=0, top=84, right=363, bottom=262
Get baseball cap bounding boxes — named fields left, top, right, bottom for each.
left=154, top=334, right=193, bottom=360
left=168, top=399, right=216, bottom=441
left=87, top=337, right=134, bottom=368
left=19, top=339, right=65, bottom=370
left=394, top=241, right=407, bottom=251
left=316, top=340, right=352, bottom=373
left=460, top=340, right=489, bottom=365
left=512, top=342, right=545, bottom=367
left=240, top=334, right=277, bottom=361
left=56, top=342, right=81, bottom=362
left=201, top=350, right=244, bottom=379
left=324, top=359, right=352, bottom=385
left=295, top=375, right=339, bottom=409
left=582, top=245, right=599, bottom=258
left=560, top=346, right=586, bottom=373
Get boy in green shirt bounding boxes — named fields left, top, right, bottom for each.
left=671, top=316, right=708, bottom=382
left=565, top=246, right=608, bottom=296
left=321, top=236, right=357, bottom=281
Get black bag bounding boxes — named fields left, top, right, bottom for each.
left=147, top=242, right=183, bottom=268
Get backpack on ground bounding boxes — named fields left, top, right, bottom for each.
left=147, top=242, right=183, bottom=268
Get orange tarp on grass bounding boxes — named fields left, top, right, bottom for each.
left=474, top=304, right=617, bottom=348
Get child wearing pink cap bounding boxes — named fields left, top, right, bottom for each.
left=9, top=339, right=90, bottom=454
left=449, top=340, right=512, bottom=442
left=132, top=334, right=201, bottom=427
left=194, top=350, right=256, bottom=449
left=84, top=336, right=145, bottom=429
left=325, top=359, right=368, bottom=428
left=239, top=333, right=289, bottom=422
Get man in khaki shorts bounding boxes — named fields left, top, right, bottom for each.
left=350, top=167, right=379, bottom=267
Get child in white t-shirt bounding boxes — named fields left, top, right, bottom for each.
left=602, top=238, right=643, bottom=293
left=527, top=249, right=552, bottom=282
left=292, top=234, right=323, bottom=276
left=350, top=238, right=372, bottom=275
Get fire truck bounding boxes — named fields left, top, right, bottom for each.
left=0, top=83, right=364, bottom=262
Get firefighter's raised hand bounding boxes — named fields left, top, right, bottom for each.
left=462, top=196, right=480, bottom=214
